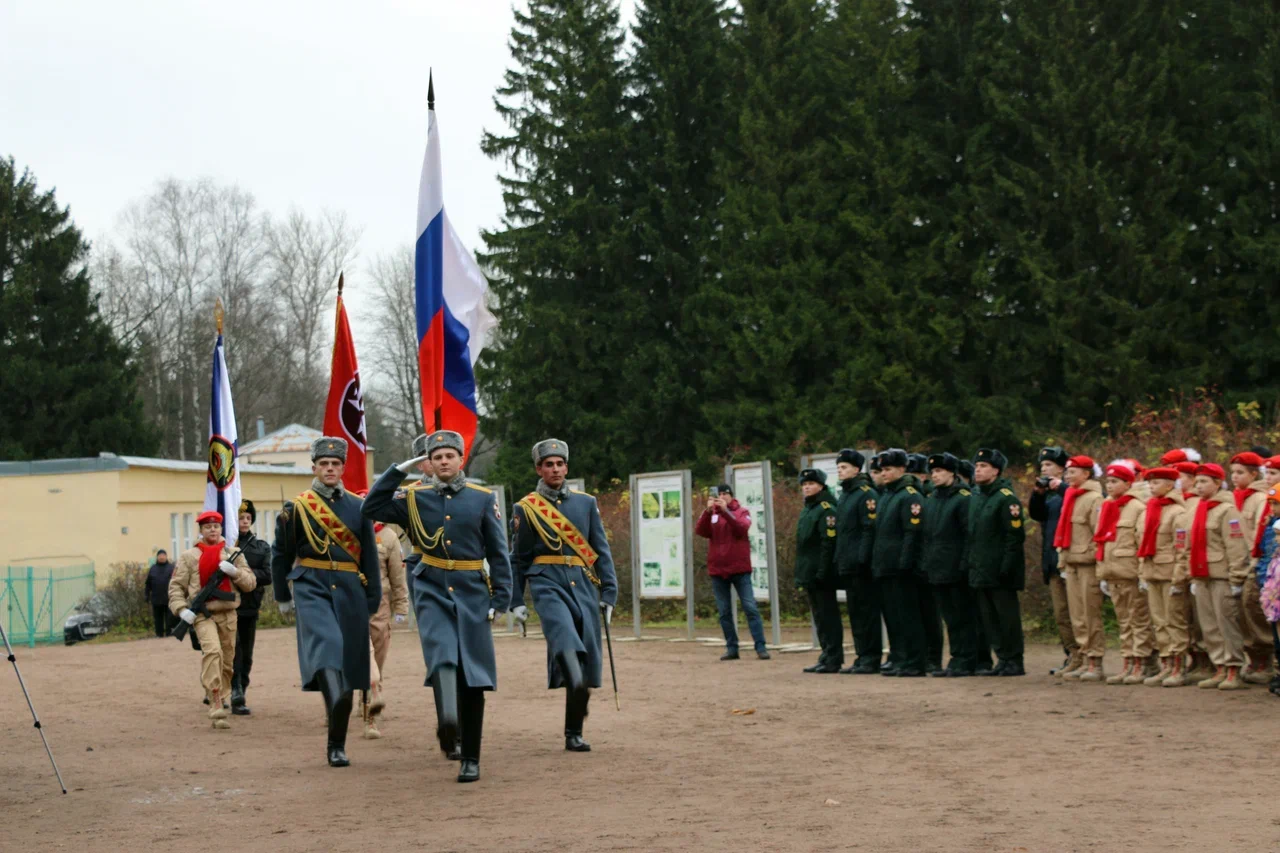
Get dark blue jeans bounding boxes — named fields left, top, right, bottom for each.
left=712, top=573, right=767, bottom=653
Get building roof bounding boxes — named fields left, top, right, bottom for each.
left=238, top=423, right=322, bottom=456
left=0, top=453, right=312, bottom=478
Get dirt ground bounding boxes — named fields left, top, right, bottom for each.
left=2, top=626, right=1278, bottom=852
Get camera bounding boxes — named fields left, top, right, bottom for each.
left=708, top=486, right=720, bottom=498
left=1035, top=476, right=1052, bottom=489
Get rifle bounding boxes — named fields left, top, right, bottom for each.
left=171, top=548, right=243, bottom=642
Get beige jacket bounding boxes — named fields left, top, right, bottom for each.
left=1136, top=493, right=1189, bottom=583
left=1176, top=491, right=1251, bottom=586
left=1096, top=494, right=1145, bottom=581
left=1238, top=479, right=1268, bottom=546
left=1057, top=479, right=1104, bottom=567
left=169, top=543, right=253, bottom=616
left=376, top=524, right=410, bottom=617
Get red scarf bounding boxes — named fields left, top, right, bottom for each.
left=1233, top=487, right=1253, bottom=513
left=1053, top=487, right=1088, bottom=549
left=197, top=541, right=232, bottom=594
left=1094, top=494, right=1136, bottom=561
left=1183, top=491, right=1195, bottom=500
left=374, top=522, right=386, bottom=534
left=1253, top=506, right=1272, bottom=559
left=1137, top=496, right=1176, bottom=559
left=1189, top=498, right=1222, bottom=578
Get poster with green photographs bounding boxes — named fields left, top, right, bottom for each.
left=730, top=464, right=772, bottom=602
left=634, top=472, right=687, bottom=598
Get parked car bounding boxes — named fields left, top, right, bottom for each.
left=63, top=593, right=113, bottom=645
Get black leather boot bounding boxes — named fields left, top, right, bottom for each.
left=432, top=665, right=461, bottom=760
left=230, top=681, right=250, bottom=715
left=457, top=681, right=484, bottom=783
left=560, top=653, right=591, bottom=752
left=317, top=669, right=353, bottom=767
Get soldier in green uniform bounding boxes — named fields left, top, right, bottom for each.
left=966, top=448, right=1027, bottom=676
left=796, top=468, right=841, bottom=673
left=908, top=454, right=934, bottom=497
left=922, top=454, right=978, bottom=676
left=871, top=449, right=927, bottom=677
left=907, top=453, right=944, bottom=672
left=958, top=460, right=975, bottom=489
left=834, top=449, right=880, bottom=673
left=956, top=458, right=990, bottom=669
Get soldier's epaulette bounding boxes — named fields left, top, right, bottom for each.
left=905, top=486, right=918, bottom=495
left=1000, top=488, right=1014, bottom=497
left=405, top=482, right=435, bottom=490
left=465, top=483, right=493, bottom=495
left=821, top=501, right=833, bottom=510
left=860, top=485, right=871, bottom=492
left=569, top=488, right=588, bottom=495
left=960, top=489, right=971, bottom=496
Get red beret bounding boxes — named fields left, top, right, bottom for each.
left=1104, top=464, right=1135, bottom=483
left=1124, top=458, right=1145, bottom=474
left=196, top=510, right=223, bottom=525
left=1196, top=463, right=1226, bottom=481
left=1267, top=455, right=1280, bottom=469
left=1067, top=455, right=1095, bottom=470
left=1144, top=466, right=1179, bottom=481
left=1174, top=461, right=1199, bottom=475
left=1230, top=451, right=1265, bottom=468
left=1160, top=449, right=1188, bottom=465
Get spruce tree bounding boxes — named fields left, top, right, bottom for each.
left=0, top=157, right=157, bottom=459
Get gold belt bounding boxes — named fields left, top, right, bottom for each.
left=532, top=554, right=600, bottom=586
left=297, top=557, right=367, bottom=587
left=415, top=552, right=492, bottom=595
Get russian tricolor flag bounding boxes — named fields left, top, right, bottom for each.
left=415, top=72, right=495, bottom=463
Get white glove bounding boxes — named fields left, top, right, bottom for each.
left=512, top=605, right=529, bottom=624
left=278, top=600, right=293, bottom=615
left=394, top=614, right=407, bottom=625
left=1099, top=580, right=1111, bottom=598
left=487, top=608, right=495, bottom=622
left=600, top=602, right=614, bottom=626
left=1190, top=582, right=1199, bottom=596
left=396, top=455, right=429, bottom=474
left=1171, top=585, right=1184, bottom=596
left=218, top=560, right=238, bottom=577
left=1230, top=585, right=1243, bottom=598
left=1059, top=572, right=1067, bottom=580
left=179, top=608, right=196, bottom=625
left=1139, top=580, right=1148, bottom=592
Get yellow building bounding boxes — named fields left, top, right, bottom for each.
left=0, top=453, right=314, bottom=584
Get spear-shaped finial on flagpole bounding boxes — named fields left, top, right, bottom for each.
left=428, top=68, right=435, bottom=110
left=337, top=272, right=344, bottom=297
left=215, top=297, right=224, bottom=335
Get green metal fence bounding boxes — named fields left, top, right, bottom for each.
left=1, top=565, right=96, bottom=647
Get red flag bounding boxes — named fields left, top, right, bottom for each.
left=323, top=275, right=369, bottom=492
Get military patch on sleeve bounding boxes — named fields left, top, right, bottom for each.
left=512, top=512, right=521, bottom=532
left=1011, top=520, right=1022, bottom=529
left=494, top=502, right=502, bottom=520
left=827, top=529, right=836, bottom=538
left=910, top=503, right=921, bottom=517
left=1000, top=488, right=1013, bottom=496
left=910, top=518, right=920, bottom=525
left=1229, top=519, right=1244, bottom=539
left=1175, top=529, right=1187, bottom=549
left=826, top=515, right=836, bottom=528
left=866, top=499, right=876, bottom=512
left=1010, top=504, right=1021, bottom=518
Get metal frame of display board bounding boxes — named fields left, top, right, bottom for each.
left=630, top=469, right=695, bottom=640
left=566, top=478, right=586, bottom=493
left=723, top=461, right=782, bottom=648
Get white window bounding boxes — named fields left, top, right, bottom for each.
left=170, top=513, right=179, bottom=557
left=182, top=513, right=194, bottom=551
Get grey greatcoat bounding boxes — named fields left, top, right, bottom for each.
left=510, top=486, right=618, bottom=689
left=271, top=485, right=382, bottom=694
left=362, top=466, right=512, bottom=690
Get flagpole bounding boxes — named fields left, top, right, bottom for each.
left=215, top=297, right=224, bottom=335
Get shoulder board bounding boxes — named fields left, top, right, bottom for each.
left=465, top=483, right=493, bottom=495
left=905, top=486, right=917, bottom=495
left=860, top=485, right=871, bottom=492
left=820, top=501, right=833, bottom=510
left=1000, top=488, right=1013, bottom=496
left=569, top=488, right=588, bottom=495
left=959, top=489, right=971, bottom=497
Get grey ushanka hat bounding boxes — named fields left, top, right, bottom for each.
left=424, top=430, right=465, bottom=457
left=311, top=436, right=348, bottom=462
left=532, top=438, right=568, bottom=464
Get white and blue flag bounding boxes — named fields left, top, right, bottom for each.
left=204, top=304, right=240, bottom=528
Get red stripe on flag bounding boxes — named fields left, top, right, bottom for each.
left=418, top=311, right=445, bottom=430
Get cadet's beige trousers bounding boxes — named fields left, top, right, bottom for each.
left=1066, top=563, right=1106, bottom=658
left=369, top=594, right=392, bottom=688
left=1241, top=575, right=1274, bottom=658
left=1146, top=580, right=1188, bottom=656
left=1110, top=579, right=1153, bottom=658
left=1048, top=574, right=1078, bottom=656
left=1193, top=579, right=1244, bottom=668
left=194, top=611, right=236, bottom=699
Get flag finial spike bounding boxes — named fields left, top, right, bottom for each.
left=428, top=68, right=434, bottom=110
left=214, top=297, right=224, bottom=335
left=337, top=272, right=344, bottom=296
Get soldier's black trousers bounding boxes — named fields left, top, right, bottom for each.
left=933, top=581, right=980, bottom=672
left=806, top=583, right=844, bottom=665
left=233, top=612, right=259, bottom=690
left=974, top=587, right=1024, bottom=664
left=915, top=579, right=944, bottom=670
left=841, top=572, right=882, bottom=664
left=880, top=576, right=927, bottom=671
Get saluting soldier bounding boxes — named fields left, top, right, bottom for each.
left=834, top=449, right=880, bottom=673
left=510, top=439, right=618, bottom=753
left=922, top=453, right=978, bottom=676
left=966, top=448, right=1026, bottom=676
left=871, top=449, right=927, bottom=677
left=363, top=430, right=511, bottom=782
left=795, top=468, right=842, bottom=673
left=271, top=437, right=382, bottom=767
left=231, top=500, right=272, bottom=716
left=169, top=510, right=253, bottom=729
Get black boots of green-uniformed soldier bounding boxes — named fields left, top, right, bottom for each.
left=432, top=669, right=463, bottom=761
left=559, top=652, right=592, bottom=752
left=317, top=668, right=353, bottom=767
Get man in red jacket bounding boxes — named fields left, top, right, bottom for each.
left=696, top=484, right=770, bottom=660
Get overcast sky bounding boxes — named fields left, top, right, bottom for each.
left=2, top=0, right=635, bottom=335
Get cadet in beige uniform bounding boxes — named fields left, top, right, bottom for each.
left=1135, top=467, right=1191, bottom=686
left=1229, top=451, right=1276, bottom=684
left=359, top=510, right=410, bottom=739
left=1094, top=463, right=1154, bottom=684
left=169, top=510, right=254, bottom=729
left=1181, top=464, right=1250, bottom=691
left=1055, top=456, right=1106, bottom=681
